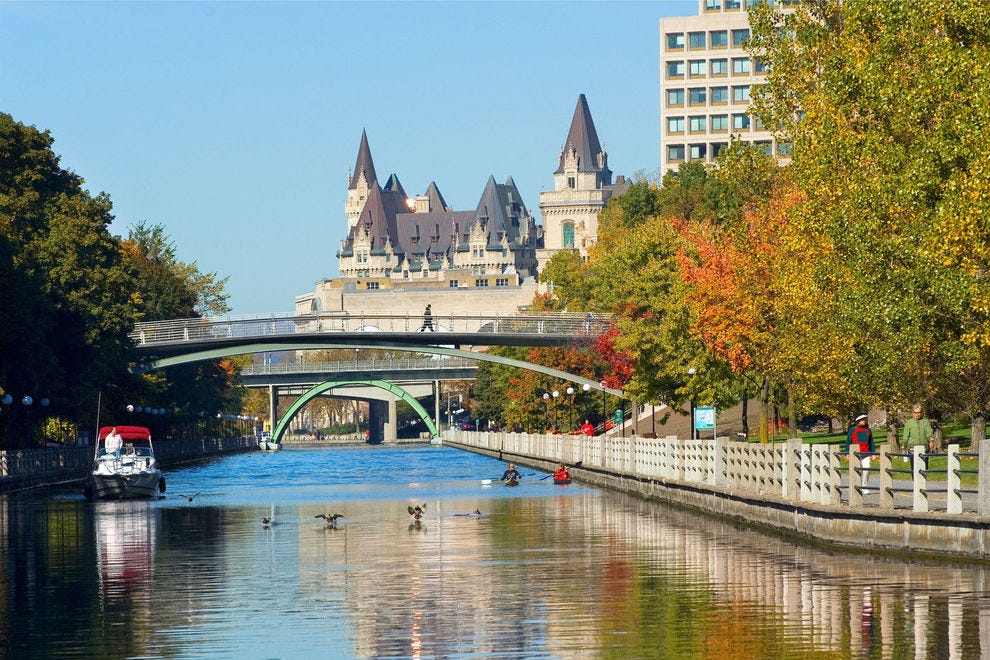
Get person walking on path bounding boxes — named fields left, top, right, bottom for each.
left=901, top=403, right=934, bottom=463
left=846, top=414, right=875, bottom=495
left=421, top=304, right=434, bottom=331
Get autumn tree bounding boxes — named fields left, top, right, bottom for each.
left=749, top=0, right=990, bottom=443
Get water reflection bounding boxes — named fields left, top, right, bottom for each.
left=1, top=446, right=990, bottom=658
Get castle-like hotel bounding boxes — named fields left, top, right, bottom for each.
left=295, top=94, right=629, bottom=318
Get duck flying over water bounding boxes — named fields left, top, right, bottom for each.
left=407, top=504, right=427, bottom=520
left=262, top=517, right=273, bottom=527
left=178, top=492, right=201, bottom=502
left=315, top=513, right=343, bottom=525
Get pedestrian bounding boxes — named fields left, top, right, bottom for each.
left=845, top=414, right=875, bottom=495
left=900, top=403, right=934, bottom=464
left=421, top=304, right=434, bottom=331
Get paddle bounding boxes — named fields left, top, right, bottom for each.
left=540, top=460, right=583, bottom=480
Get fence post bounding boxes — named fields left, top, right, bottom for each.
left=913, top=445, right=928, bottom=513
left=781, top=438, right=801, bottom=499
left=878, top=446, right=894, bottom=509
left=710, top=436, right=727, bottom=487
left=825, top=445, right=842, bottom=506
left=848, top=448, right=863, bottom=507
left=947, top=444, right=962, bottom=515
left=980, top=448, right=990, bottom=516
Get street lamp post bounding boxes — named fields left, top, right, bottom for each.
left=566, top=386, right=574, bottom=432
left=542, top=392, right=550, bottom=431
left=552, top=390, right=559, bottom=431
left=687, top=367, right=697, bottom=441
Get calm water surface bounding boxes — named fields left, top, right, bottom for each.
left=2, top=444, right=989, bottom=658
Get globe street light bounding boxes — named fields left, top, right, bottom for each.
left=566, top=386, right=575, bottom=432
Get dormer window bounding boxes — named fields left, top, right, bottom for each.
left=568, top=176, right=575, bottom=189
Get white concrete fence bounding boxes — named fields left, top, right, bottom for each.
left=447, top=431, right=990, bottom=516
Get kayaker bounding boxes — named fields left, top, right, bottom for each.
left=501, top=463, right=521, bottom=481
left=553, top=464, right=569, bottom=481
left=579, top=419, right=595, bottom=436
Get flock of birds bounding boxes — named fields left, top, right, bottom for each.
left=257, top=503, right=481, bottom=530
left=175, top=494, right=481, bottom=530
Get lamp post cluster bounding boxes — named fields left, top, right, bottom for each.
left=1, top=392, right=50, bottom=447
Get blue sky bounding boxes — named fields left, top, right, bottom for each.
left=1, top=1, right=697, bottom=316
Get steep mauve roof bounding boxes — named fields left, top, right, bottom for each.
left=382, top=173, right=407, bottom=198
left=555, top=94, right=605, bottom=175
left=423, top=181, right=449, bottom=212
left=473, top=176, right=535, bottom=249
left=346, top=183, right=405, bottom=252
left=349, top=129, right=378, bottom=188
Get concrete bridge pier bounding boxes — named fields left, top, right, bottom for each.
left=367, top=399, right=398, bottom=444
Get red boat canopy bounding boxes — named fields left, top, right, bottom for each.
left=98, top=425, right=151, bottom=441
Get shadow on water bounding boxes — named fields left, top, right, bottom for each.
left=1, top=443, right=989, bottom=658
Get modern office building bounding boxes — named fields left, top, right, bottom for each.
left=658, top=0, right=792, bottom=174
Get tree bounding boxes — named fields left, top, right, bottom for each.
left=748, top=0, right=990, bottom=439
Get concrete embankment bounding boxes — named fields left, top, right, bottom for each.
left=445, top=430, right=990, bottom=562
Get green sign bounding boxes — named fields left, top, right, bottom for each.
left=695, top=407, right=716, bottom=430
left=614, top=409, right=624, bottom=424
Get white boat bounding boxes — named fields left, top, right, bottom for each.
left=257, top=431, right=280, bottom=451
left=84, top=425, right=166, bottom=501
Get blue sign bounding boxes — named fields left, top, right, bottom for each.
left=695, top=407, right=716, bottom=430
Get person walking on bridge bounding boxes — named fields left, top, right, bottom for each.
left=421, top=304, right=434, bottom=331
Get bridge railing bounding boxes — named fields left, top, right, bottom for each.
left=129, top=311, right=611, bottom=346
left=240, top=355, right=479, bottom=375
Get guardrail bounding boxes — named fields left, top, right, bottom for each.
left=240, top=355, right=478, bottom=376
left=447, top=432, right=990, bottom=515
left=129, top=311, right=612, bottom=346
left=0, top=436, right=257, bottom=492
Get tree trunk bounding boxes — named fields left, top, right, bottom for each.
left=759, top=377, right=770, bottom=444
left=971, top=413, right=984, bottom=453
left=885, top=409, right=898, bottom=451
left=787, top=384, right=796, bottom=440
left=741, top=394, right=750, bottom=439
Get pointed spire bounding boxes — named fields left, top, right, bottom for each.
left=555, top=94, right=605, bottom=175
left=349, top=129, right=378, bottom=189
left=424, top=182, right=449, bottom=212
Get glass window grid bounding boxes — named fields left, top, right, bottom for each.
left=689, top=60, right=706, bottom=76
left=689, top=32, right=706, bottom=48
left=733, top=85, right=751, bottom=102
left=710, top=31, right=728, bottom=48
left=667, top=61, right=685, bottom=77
left=711, top=114, right=729, bottom=131
left=689, top=144, right=707, bottom=160
left=667, top=89, right=685, bottom=106
left=732, top=113, right=750, bottom=129
left=667, top=33, right=684, bottom=49
left=711, top=86, right=729, bottom=103
left=711, top=59, right=728, bottom=76
left=733, top=58, right=751, bottom=74
left=689, top=88, right=707, bottom=105
left=732, top=29, right=750, bottom=46
left=668, top=145, right=685, bottom=161
left=668, top=117, right=685, bottom=133
left=689, top=116, right=706, bottom=132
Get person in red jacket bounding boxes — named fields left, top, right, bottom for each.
left=579, top=419, right=595, bottom=436
left=553, top=464, right=570, bottom=482
left=845, top=414, right=875, bottom=495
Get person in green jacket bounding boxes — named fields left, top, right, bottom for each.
left=901, top=403, right=934, bottom=455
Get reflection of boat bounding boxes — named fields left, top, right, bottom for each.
left=505, top=477, right=519, bottom=487
left=95, top=501, right=157, bottom=604
left=84, top=426, right=166, bottom=501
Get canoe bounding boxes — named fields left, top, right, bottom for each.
left=553, top=478, right=572, bottom=485
left=504, top=477, right=519, bottom=487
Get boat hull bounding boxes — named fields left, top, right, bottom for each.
left=553, top=478, right=572, bottom=485
left=258, top=441, right=281, bottom=451
left=86, top=471, right=164, bottom=501
left=505, top=477, right=519, bottom=487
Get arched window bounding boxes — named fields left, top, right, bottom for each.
left=562, top=222, right=575, bottom=249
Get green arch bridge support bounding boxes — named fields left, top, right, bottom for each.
left=271, top=379, right=439, bottom=444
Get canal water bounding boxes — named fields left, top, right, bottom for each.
left=2, top=444, right=989, bottom=658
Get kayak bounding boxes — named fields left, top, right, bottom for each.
left=504, top=477, right=519, bottom=487
left=553, top=478, right=572, bottom=485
